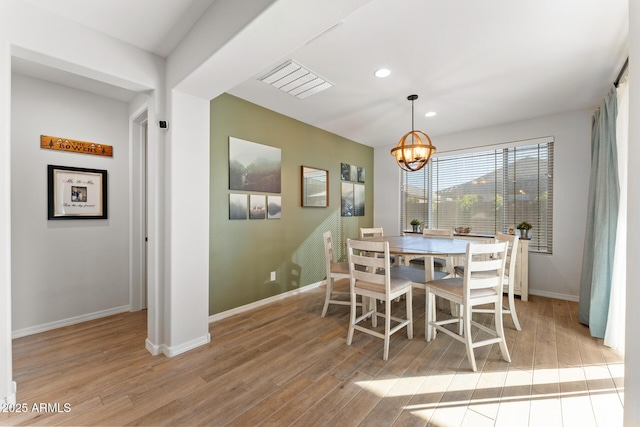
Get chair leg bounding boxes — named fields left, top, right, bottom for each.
left=346, top=289, right=356, bottom=346
left=425, top=291, right=433, bottom=341
left=508, top=292, right=522, bottom=331
left=495, top=301, right=511, bottom=363
left=406, top=291, right=413, bottom=339
left=321, top=278, right=333, bottom=317
left=383, top=299, right=391, bottom=360
left=463, top=304, right=477, bottom=372
left=371, top=298, right=378, bottom=328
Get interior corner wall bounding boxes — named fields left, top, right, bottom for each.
left=374, top=109, right=592, bottom=301
left=209, top=93, right=374, bottom=315
left=10, top=73, right=131, bottom=334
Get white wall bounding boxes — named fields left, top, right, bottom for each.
left=374, top=109, right=592, bottom=300
left=625, top=1, right=638, bottom=424
left=10, top=74, right=130, bottom=334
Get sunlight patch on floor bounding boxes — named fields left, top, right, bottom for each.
left=353, top=364, right=624, bottom=425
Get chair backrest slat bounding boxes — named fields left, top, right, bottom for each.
left=347, top=238, right=391, bottom=293
left=495, top=233, right=519, bottom=283
left=359, top=227, right=384, bottom=238
left=422, top=228, right=453, bottom=237
left=463, top=241, right=508, bottom=293
left=323, top=231, right=336, bottom=278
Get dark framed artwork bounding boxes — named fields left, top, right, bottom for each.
left=229, top=137, right=281, bottom=193
left=47, top=165, right=108, bottom=220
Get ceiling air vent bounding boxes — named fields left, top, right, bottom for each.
left=258, top=60, right=332, bottom=99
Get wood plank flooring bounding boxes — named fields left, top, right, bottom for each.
left=3, top=285, right=624, bottom=426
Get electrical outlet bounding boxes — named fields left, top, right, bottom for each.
left=270, top=271, right=276, bottom=281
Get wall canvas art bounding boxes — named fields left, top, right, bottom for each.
left=249, top=194, right=267, bottom=219
left=229, top=193, right=247, bottom=220
left=341, top=182, right=354, bottom=216
left=267, top=195, right=282, bottom=219
left=350, top=164, right=357, bottom=182
left=341, top=163, right=351, bottom=181
left=229, top=137, right=281, bottom=193
left=357, top=166, right=365, bottom=183
left=354, top=183, right=365, bottom=216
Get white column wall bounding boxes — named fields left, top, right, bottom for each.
left=0, top=39, right=15, bottom=405
left=163, top=90, right=210, bottom=355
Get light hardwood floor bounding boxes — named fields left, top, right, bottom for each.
left=3, top=284, right=624, bottom=426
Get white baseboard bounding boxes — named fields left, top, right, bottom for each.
left=11, top=305, right=131, bottom=339
left=209, top=281, right=324, bottom=323
left=528, top=289, right=579, bottom=302
left=2, top=381, right=17, bottom=405
left=164, top=333, right=211, bottom=357
left=145, top=338, right=164, bottom=356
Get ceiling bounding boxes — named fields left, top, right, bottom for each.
left=17, top=0, right=629, bottom=148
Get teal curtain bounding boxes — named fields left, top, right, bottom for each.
left=578, top=86, right=619, bottom=338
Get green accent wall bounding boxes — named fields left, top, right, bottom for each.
left=210, top=93, right=374, bottom=315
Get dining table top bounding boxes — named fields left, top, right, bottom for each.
left=357, top=235, right=470, bottom=256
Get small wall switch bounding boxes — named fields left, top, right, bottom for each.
left=270, top=271, right=276, bottom=281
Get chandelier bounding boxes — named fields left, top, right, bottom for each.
left=390, top=94, right=436, bottom=172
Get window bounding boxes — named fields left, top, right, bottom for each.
left=401, top=138, right=553, bottom=253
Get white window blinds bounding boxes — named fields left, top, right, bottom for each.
left=401, top=139, right=553, bottom=253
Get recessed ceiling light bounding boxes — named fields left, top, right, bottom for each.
left=425, top=111, right=437, bottom=117
left=374, top=68, right=391, bottom=78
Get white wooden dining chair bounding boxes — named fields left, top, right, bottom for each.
left=359, top=227, right=396, bottom=265
left=346, top=238, right=413, bottom=360
left=454, top=233, right=521, bottom=330
left=321, top=230, right=352, bottom=317
left=425, top=241, right=510, bottom=372
left=408, top=228, right=453, bottom=271
left=359, top=227, right=384, bottom=238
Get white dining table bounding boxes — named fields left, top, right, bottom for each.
left=358, top=235, right=470, bottom=282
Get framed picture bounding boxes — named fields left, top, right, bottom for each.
left=48, top=164, right=108, bottom=219
left=301, top=166, right=328, bottom=207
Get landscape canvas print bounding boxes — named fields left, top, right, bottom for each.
left=229, top=194, right=247, bottom=220
left=267, top=196, right=282, bottom=219
left=249, top=194, right=267, bottom=219
left=229, top=137, right=281, bottom=193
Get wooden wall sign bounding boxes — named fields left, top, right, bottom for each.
left=40, top=135, right=113, bottom=157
